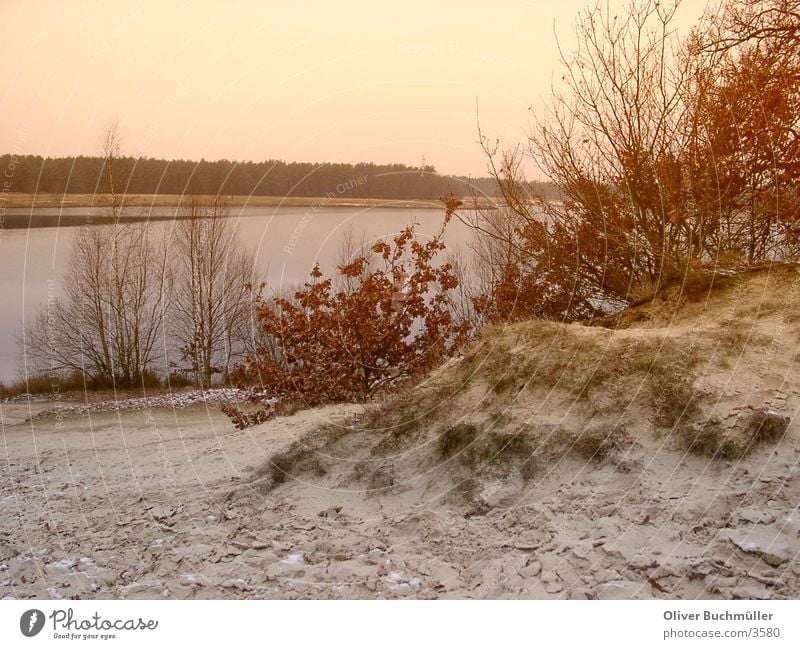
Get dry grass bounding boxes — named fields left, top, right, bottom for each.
left=438, top=423, right=480, bottom=459
left=550, top=426, right=629, bottom=461
left=649, top=362, right=700, bottom=427
left=248, top=421, right=359, bottom=492
left=367, top=466, right=395, bottom=491
left=680, top=409, right=790, bottom=459
left=455, top=477, right=480, bottom=503
left=490, top=374, right=521, bottom=394
left=437, top=423, right=536, bottom=469
left=349, top=458, right=395, bottom=493
left=0, top=370, right=166, bottom=398
left=460, top=431, right=531, bottom=470
left=717, top=318, right=773, bottom=352
left=362, top=381, right=462, bottom=438
left=436, top=421, right=625, bottom=476
left=256, top=441, right=327, bottom=488
left=481, top=325, right=705, bottom=426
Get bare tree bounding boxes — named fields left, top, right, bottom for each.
left=24, top=222, right=171, bottom=387
left=100, top=119, right=123, bottom=220
left=698, top=0, right=800, bottom=54
left=463, top=0, right=800, bottom=323
left=23, top=122, right=171, bottom=388
left=458, top=1, right=694, bottom=322
left=169, top=196, right=259, bottom=387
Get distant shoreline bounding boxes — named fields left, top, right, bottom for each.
left=1, top=192, right=501, bottom=209
left=0, top=193, right=499, bottom=229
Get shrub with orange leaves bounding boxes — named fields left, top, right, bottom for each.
left=233, top=199, right=470, bottom=409
left=464, top=0, right=800, bottom=327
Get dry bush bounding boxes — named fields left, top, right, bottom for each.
left=218, top=403, right=274, bottom=431
left=219, top=398, right=306, bottom=431
left=747, top=409, right=791, bottom=443
left=234, top=198, right=470, bottom=407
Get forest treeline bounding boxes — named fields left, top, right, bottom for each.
left=0, top=154, right=561, bottom=201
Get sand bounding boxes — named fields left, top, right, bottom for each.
left=0, top=393, right=798, bottom=600
left=2, top=267, right=800, bottom=600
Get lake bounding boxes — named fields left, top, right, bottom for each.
left=0, top=205, right=476, bottom=383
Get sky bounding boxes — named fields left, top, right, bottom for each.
left=0, top=0, right=711, bottom=178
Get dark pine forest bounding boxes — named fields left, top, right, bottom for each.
left=1, top=154, right=560, bottom=201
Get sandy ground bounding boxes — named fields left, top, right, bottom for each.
left=1, top=395, right=799, bottom=600
left=2, top=268, right=800, bottom=600
left=0, top=401, right=363, bottom=599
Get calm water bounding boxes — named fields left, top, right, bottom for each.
left=0, top=205, right=474, bottom=383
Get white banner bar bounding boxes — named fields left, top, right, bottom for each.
left=1, top=600, right=799, bottom=648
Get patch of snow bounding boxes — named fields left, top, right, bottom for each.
left=46, top=586, right=63, bottom=599
left=46, top=558, right=76, bottom=571
left=385, top=571, right=422, bottom=591
left=281, top=553, right=304, bottom=565
left=33, top=388, right=271, bottom=416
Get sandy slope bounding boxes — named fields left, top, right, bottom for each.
left=0, top=402, right=361, bottom=599
left=2, top=266, right=800, bottom=600
left=2, top=397, right=798, bottom=601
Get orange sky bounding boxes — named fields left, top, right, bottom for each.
left=0, top=0, right=710, bottom=177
